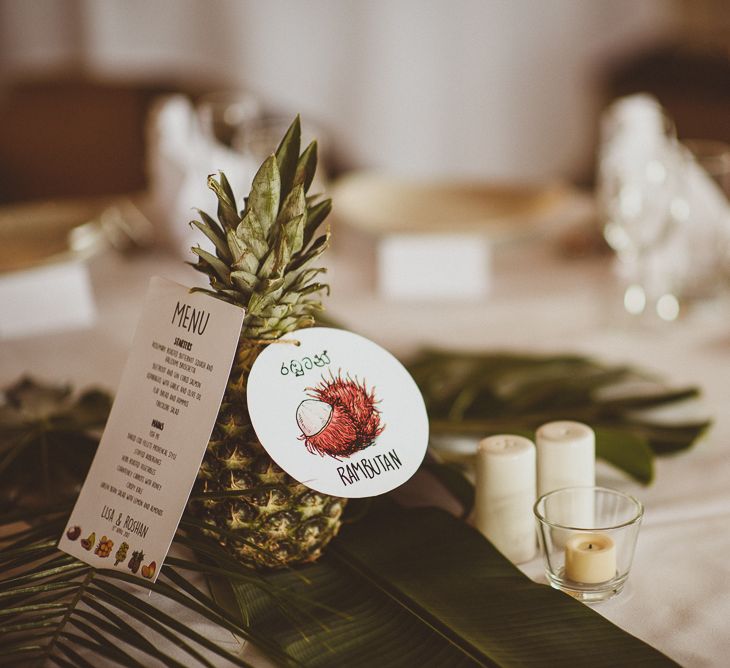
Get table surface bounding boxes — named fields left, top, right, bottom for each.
left=2, top=235, right=729, bottom=667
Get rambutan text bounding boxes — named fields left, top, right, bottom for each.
left=336, top=449, right=402, bottom=486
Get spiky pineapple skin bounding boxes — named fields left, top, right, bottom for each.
left=194, top=347, right=345, bottom=568
left=187, top=117, right=347, bottom=568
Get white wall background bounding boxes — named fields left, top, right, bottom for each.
left=0, top=0, right=679, bottom=181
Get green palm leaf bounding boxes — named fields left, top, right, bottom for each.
left=0, top=504, right=301, bottom=667
left=409, top=350, right=710, bottom=483
left=222, top=498, right=677, bottom=667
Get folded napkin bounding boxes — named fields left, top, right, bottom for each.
left=0, top=261, right=96, bottom=340
left=146, top=95, right=258, bottom=257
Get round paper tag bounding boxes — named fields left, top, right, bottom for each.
left=247, top=327, right=429, bottom=498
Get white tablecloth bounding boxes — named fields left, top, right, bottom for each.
left=3, top=238, right=729, bottom=667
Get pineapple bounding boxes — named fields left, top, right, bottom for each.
left=188, top=117, right=346, bottom=568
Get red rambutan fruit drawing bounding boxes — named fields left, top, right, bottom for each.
left=296, top=373, right=384, bottom=460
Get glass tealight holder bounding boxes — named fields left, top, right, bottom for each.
left=534, top=486, right=643, bottom=603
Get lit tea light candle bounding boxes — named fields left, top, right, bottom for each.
left=564, top=533, right=616, bottom=584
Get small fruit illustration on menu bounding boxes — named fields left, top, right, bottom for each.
left=65, top=526, right=81, bottom=541
left=94, top=536, right=113, bottom=558
left=64, top=526, right=149, bottom=571
left=80, top=532, right=95, bottom=550
left=128, top=550, right=145, bottom=574
left=114, top=542, right=129, bottom=566
left=296, top=374, right=384, bottom=460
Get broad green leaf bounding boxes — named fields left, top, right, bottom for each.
left=245, top=289, right=275, bottom=315
left=632, top=420, right=712, bottom=454
left=228, top=499, right=677, bottom=667
left=594, top=427, right=654, bottom=484
left=409, top=350, right=707, bottom=485
left=594, top=387, right=700, bottom=410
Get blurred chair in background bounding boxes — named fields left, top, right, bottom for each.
left=604, top=0, right=730, bottom=146
left=0, top=76, right=214, bottom=204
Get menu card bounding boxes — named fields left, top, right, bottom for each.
left=59, top=277, right=244, bottom=582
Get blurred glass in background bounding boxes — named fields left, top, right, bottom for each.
left=196, top=90, right=261, bottom=150
left=598, top=95, right=730, bottom=321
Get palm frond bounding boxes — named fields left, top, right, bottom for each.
left=0, top=505, right=302, bottom=667
left=409, top=349, right=710, bottom=483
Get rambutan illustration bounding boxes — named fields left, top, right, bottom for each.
left=296, top=373, right=384, bottom=460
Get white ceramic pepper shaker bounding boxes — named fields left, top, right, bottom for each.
left=474, top=434, right=536, bottom=564
left=536, top=421, right=595, bottom=527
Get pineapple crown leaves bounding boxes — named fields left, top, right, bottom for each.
left=189, top=115, right=332, bottom=340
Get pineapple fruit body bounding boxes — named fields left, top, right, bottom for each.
left=188, top=117, right=346, bottom=568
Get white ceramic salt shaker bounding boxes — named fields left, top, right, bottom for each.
left=474, top=434, right=536, bottom=564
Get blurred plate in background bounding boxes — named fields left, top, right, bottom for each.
left=0, top=198, right=109, bottom=274
left=0, top=198, right=112, bottom=339
left=331, top=172, right=590, bottom=301
left=331, top=172, right=579, bottom=240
